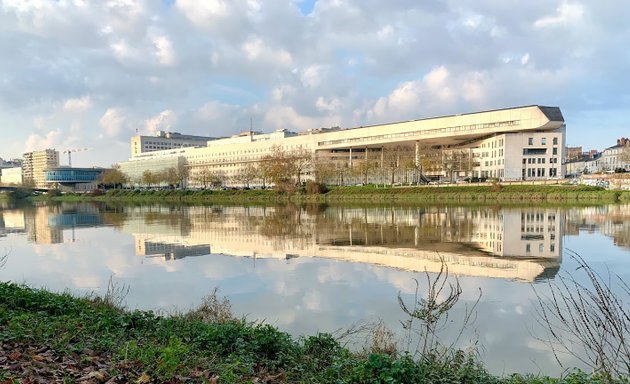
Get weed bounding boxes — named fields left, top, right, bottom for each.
left=2, top=281, right=628, bottom=383
left=398, top=256, right=482, bottom=360
left=184, top=288, right=233, bottom=323
left=534, top=251, right=630, bottom=380
left=89, top=275, right=130, bottom=310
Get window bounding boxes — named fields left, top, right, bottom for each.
left=553, top=147, right=558, bottom=155
left=553, top=137, right=558, bottom=145
left=541, top=137, right=547, bottom=145
left=528, top=138, right=533, bottom=145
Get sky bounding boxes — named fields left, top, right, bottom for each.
left=0, top=0, right=629, bottom=168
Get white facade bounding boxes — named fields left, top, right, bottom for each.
left=131, top=131, right=215, bottom=156
left=119, top=105, right=567, bottom=186
left=600, top=145, right=630, bottom=172
left=471, top=128, right=565, bottom=181
left=0, top=167, right=22, bottom=185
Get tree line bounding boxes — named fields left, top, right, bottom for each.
left=101, top=144, right=475, bottom=190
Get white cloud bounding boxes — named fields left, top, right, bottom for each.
left=25, top=129, right=63, bottom=152
left=264, top=105, right=324, bottom=131
left=315, top=96, right=343, bottom=113
left=176, top=0, right=230, bottom=26
left=534, top=2, right=585, bottom=29
left=0, top=0, right=628, bottom=163
left=63, top=96, right=92, bottom=112
left=367, top=66, right=455, bottom=121
left=520, top=53, right=530, bottom=66
left=241, top=35, right=293, bottom=67
left=300, top=65, right=328, bottom=88
left=110, top=39, right=138, bottom=63
left=99, top=108, right=126, bottom=138
left=153, top=35, right=176, bottom=66
left=144, top=110, right=176, bottom=135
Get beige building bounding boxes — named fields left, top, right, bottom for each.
left=119, top=105, right=566, bottom=186
left=23, top=149, right=59, bottom=188
left=119, top=205, right=562, bottom=282
left=131, top=131, right=215, bottom=156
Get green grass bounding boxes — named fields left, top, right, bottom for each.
left=0, top=282, right=625, bottom=383
left=26, top=184, right=630, bottom=206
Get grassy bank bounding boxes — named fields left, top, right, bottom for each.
left=30, top=184, right=630, bottom=206
left=0, top=282, right=615, bottom=383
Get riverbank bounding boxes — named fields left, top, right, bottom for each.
left=21, top=184, right=630, bottom=205
left=0, top=282, right=611, bottom=383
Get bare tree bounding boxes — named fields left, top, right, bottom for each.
left=261, top=145, right=297, bottom=191
left=176, top=162, right=189, bottom=188
left=162, top=167, right=179, bottom=188
left=289, top=148, right=312, bottom=185
left=233, top=163, right=258, bottom=188
left=141, top=170, right=157, bottom=188
left=312, top=157, right=336, bottom=184
left=442, top=149, right=472, bottom=182
left=381, top=146, right=402, bottom=186
left=193, top=167, right=215, bottom=189
left=418, top=145, right=443, bottom=181
left=101, top=165, right=129, bottom=189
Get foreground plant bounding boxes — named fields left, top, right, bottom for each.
left=0, top=281, right=625, bottom=383
left=398, top=257, right=482, bottom=361
left=535, top=251, right=630, bottom=380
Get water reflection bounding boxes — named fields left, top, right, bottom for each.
left=1, top=203, right=567, bottom=282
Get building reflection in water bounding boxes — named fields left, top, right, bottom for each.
left=105, top=205, right=565, bottom=282
left=0, top=203, right=105, bottom=244
left=0, top=202, right=573, bottom=281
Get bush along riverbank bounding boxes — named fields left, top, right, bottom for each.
left=24, top=183, right=630, bottom=205
left=0, top=281, right=624, bottom=383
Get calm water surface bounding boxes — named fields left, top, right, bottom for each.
left=1, top=201, right=630, bottom=375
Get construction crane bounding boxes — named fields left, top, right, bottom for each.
left=62, top=148, right=90, bottom=167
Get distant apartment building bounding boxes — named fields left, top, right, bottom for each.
left=118, top=105, right=567, bottom=186
left=566, top=137, right=630, bottom=175
left=565, top=146, right=583, bottom=162
left=22, top=149, right=59, bottom=188
left=600, top=139, right=630, bottom=172
left=130, top=131, right=215, bottom=156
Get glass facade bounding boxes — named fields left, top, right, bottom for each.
left=45, top=168, right=104, bottom=183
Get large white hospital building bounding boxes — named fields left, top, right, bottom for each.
left=118, top=105, right=566, bottom=186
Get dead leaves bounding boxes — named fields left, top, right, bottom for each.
left=0, top=342, right=112, bottom=383
left=1, top=341, right=289, bottom=383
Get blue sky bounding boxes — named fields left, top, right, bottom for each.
left=0, top=0, right=628, bottom=167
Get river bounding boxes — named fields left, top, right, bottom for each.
left=1, top=201, right=630, bottom=375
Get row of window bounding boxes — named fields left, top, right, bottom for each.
left=523, top=157, right=559, bottom=164
left=480, top=138, right=505, bottom=149
left=523, top=168, right=558, bottom=177
left=528, top=137, right=559, bottom=146
left=525, top=243, right=556, bottom=253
